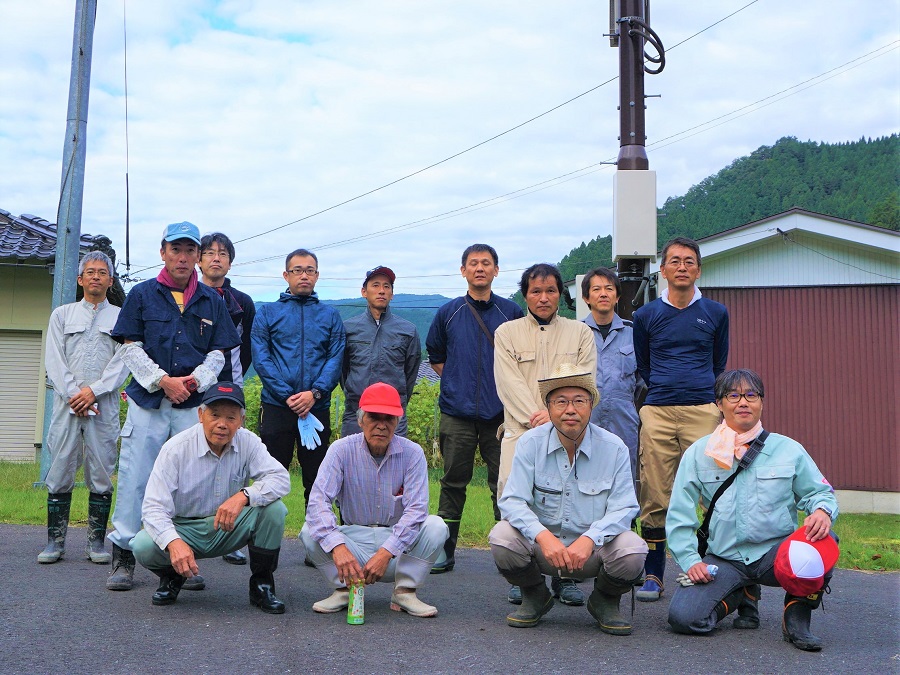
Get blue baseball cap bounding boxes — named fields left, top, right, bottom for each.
left=162, top=221, right=201, bottom=245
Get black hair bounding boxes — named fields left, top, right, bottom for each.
left=285, top=248, right=319, bottom=270
left=200, top=232, right=236, bottom=262
left=519, top=263, right=563, bottom=295
left=461, top=244, right=499, bottom=266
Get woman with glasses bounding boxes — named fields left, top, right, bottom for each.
left=666, top=368, right=839, bottom=651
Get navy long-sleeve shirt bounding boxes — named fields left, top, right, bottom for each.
left=632, top=294, right=729, bottom=406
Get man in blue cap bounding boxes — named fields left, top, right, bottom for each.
left=105, top=222, right=240, bottom=592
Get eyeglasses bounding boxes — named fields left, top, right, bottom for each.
left=287, top=266, right=318, bottom=277
left=664, top=258, right=698, bottom=268
left=723, top=391, right=762, bottom=403
left=548, top=396, right=592, bottom=411
left=80, top=269, right=110, bottom=278
left=201, top=250, right=230, bottom=259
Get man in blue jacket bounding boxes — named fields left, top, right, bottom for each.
left=632, top=236, right=729, bottom=602
left=426, top=244, right=523, bottom=573
left=251, top=248, right=345, bottom=505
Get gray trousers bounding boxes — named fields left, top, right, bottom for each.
left=132, top=501, right=288, bottom=571
left=667, top=532, right=838, bottom=634
left=489, top=520, right=648, bottom=583
left=300, top=515, right=448, bottom=589
left=45, top=392, right=121, bottom=494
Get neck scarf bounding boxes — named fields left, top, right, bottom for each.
left=157, top=267, right=198, bottom=309
left=704, top=420, right=764, bottom=469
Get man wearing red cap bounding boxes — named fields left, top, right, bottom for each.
left=301, top=382, right=449, bottom=617
left=340, top=265, right=421, bottom=437
left=666, top=369, right=838, bottom=651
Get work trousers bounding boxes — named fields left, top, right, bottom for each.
left=437, top=413, right=503, bottom=522
left=300, top=515, right=448, bottom=589
left=497, top=421, right=528, bottom=499
left=638, top=403, right=720, bottom=529
left=44, top=392, right=121, bottom=494
left=260, top=403, right=331, bottom=505
left=132, top=501, right=288, bottom=571
left=108, top=399, right=198, bottom=551
left=489, top=520, right=648, bottom=583
left=667, top=532, right=838, bottom=634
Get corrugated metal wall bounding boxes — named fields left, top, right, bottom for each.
left=704, top=285, right=899, bottom=492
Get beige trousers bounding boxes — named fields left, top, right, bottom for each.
left=638, top=403, right=720, bottom=530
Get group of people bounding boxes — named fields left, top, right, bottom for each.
left=39, top=228, right=838, bottom=651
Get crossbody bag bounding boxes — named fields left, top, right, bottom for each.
left=697, top=430, right=770, bottom=557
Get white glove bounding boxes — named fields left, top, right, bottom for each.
left=297, top=414, right=324, bottom=450
left=119, top=342, right=166, bottom=392
left=190, top=351, right=225, bottom=392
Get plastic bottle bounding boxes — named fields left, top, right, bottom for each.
left=347, top=581, right=365, bottom=625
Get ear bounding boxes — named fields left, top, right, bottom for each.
left=197, top=407, right=204, bottom=423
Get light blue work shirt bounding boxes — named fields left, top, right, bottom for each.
left=582, top=313, right=642, bottom=468
left=667, top=431, right=839, bottom=572
left=498, top=423, right=638, bottom=546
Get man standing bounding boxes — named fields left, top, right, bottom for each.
left=39, top=251, right=129, bottom=565
left=251, top=248, right=345, bottom=505
left=494, top=262, right=595, bottom=606
left=199, top=231, right=257, bottom=565
left=581, top=267, right=643, bottom=492
left=106, top=222, right=240, bottom=592
left=301, top=383, right=448, bottom=618
left=132, top=382, right=290, bottom=613
left=426, top=244, right=523, bottom=573
left=340, top=265, right=421, bottom=437
left=489, top=364, right=648, bottom=632
left=199, top=232, right=256, bottom=386
left=632, top=236, right=729, bottom=602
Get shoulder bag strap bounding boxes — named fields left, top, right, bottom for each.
left=696, top=430, right=770, bottom=557
left=466, top=301, right=495, bottom=348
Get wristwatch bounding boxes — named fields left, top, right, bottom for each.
left=818, top=505, right=833, bottom=518
left=241, top=488, right=251, bottom=503
left=311, top=389, right=322, bottom=401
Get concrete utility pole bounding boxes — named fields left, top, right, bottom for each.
left=609, top=0, right=665, bottom=319
left=39, top=0, right=98, bottom=482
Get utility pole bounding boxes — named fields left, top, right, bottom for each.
left=609, top=0, right=665, bottom=319
left=39, top=0, right=98, bottom=483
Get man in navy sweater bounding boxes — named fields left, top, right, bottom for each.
left=632, top=237, right=729, bottom=602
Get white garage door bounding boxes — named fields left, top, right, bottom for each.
left=0, top=330, right=42, bottom=461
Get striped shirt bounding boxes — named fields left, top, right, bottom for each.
left=142, top=424, right=291, bottom=550
left=304, top=432, right=429, bottom=557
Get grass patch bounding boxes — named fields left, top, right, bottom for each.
left=6, top=460, right=897, bottom=571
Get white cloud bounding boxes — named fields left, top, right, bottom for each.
left=1, top=0, right=898, bottom=302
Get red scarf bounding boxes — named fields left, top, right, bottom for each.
left=157, top=267, right=198, bottom=309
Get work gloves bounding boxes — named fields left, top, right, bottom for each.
left=298, top=414, right=325, bottom=450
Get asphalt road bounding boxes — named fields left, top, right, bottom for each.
left=2, top=524, right=897, bottom=674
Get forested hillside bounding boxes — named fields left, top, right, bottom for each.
left=556, top=135, right=899, bottom=291
left=658, top=135, right=899, bottom=240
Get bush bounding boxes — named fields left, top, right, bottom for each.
left=241, top=376, right=444, bottom=467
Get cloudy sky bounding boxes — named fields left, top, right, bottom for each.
left=2, top=1, right=898, bottom=301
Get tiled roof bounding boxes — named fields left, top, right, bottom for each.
left=0, top=209, right=97, bottom=262
left=417, top=361, right=440, bottom=384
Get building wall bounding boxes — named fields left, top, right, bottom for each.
left=703, top=285, right=899, bottom=493
left=0, top=265, right=52, bottom=452
left=698, top=230, right=900, bottom=288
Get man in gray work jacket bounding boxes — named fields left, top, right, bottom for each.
left=340, top=266, right=421, bottom=437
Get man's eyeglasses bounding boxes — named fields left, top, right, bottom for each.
left=287, top=266, right=318, bottom=277
left=548, top=396, right=592, bottom=411
left=723, top=391, right=761, bottom=403
left=80, top=269, right=110, bottom=278
left=664, top=258, right=697, bottom=268
left=201, top=250, right=230, bottom=259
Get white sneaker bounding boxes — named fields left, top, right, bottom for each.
left=312, top=588, right=350, bottom=613
left=390, top=590, right=438, bottom=617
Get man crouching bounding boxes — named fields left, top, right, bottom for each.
left=489, top=364, right=648, bottom=632
left=300, top=382, right=448, bottom=618
left=132, top=382, right=290, bottom=613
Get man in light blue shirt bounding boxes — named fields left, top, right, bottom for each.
left=489, top=364, right=648, bottom=634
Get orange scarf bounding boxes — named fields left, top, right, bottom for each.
left=704, top=420, right=764, bottom=469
